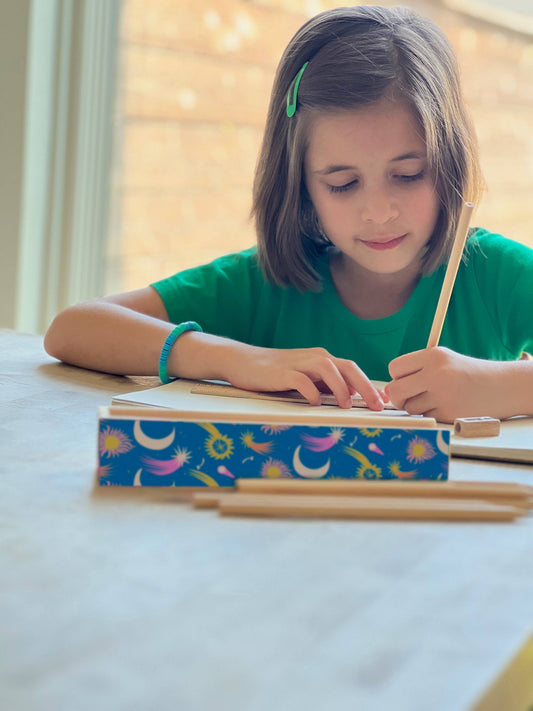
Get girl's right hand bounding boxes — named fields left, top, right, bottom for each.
left=177, top=334, right=385, bottom=410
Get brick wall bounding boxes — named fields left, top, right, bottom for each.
left=105, top=0, right=533, bottom=293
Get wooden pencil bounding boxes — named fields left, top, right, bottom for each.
left=193, top=491, right=234, bottom=509
left=235, top=478, right=533, bottom=503
left=427, top=201, right=475, bottom=348
left=217, top=493, right=524, bottom=522
left=193, top=479, right=532, bottom=521
left=194, top=488, right=532, bottom=512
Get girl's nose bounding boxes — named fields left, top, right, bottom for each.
left=361, top=188, right=399, bottom=224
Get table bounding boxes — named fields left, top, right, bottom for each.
left=2, top=329, right=533, bottom=711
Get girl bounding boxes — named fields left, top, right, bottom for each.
left=44, top=5, right=533, bottom=423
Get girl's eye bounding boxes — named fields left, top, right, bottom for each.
left=328, top=179, right=358, bottom=194
left=396, top=171, right=425, bottom=183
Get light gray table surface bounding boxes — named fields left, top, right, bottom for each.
left=2, top=329, right=533, bottom=711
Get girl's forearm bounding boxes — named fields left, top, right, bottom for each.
left=44, top=301, right=174, bottom=374
left=44, top=300, right=251, bottom=380
left=167, top=331, right=254, bottom=382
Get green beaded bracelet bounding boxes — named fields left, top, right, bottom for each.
left=158, top=321, right=203, bottom=384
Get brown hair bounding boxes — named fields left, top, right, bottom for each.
left=252, top=6, right=483, bottom=291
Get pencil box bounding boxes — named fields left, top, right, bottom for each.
left=97, top=406, right=450, bottom=487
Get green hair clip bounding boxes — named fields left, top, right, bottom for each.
left=286, top=61, right=309, bottom=118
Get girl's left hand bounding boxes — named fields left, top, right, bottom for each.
left=386, top=347, right=509, bottom=423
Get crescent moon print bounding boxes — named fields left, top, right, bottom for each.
left=133, top=421, right=175, bottom=450
left=436, top=430, right=450, bottom=456
left=133, top=468, right=142, bottom=486
left=292, top=445, right=330, bottom=479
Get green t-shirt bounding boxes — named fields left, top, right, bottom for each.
left=152, top=229, right=533, bottom=381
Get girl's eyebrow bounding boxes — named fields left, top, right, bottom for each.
left=314, top=152, right=427, bottom=175
left=314, top=164, right=354, bottom=175
left=390, top=151, right=425, bottom=162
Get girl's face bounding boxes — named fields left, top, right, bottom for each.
left=304, top=98, right=440, bottom=279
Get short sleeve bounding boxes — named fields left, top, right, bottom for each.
left=468, top=231, right=533, bottom=355
left=151, top=248, right=260, bottom=343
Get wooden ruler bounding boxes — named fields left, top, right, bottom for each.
left=190, top=381, right=398, bottom=409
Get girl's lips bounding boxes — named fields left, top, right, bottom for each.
left=362, top=234, right=407, bottom=250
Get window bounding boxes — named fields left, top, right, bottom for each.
left=3, top=1, right=531, bottom=332
left=107, top=1, right=533, bottom=297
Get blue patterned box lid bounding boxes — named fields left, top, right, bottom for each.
left=98, top=409, right=450, bottom=487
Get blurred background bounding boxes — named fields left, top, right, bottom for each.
left=1, top=0, right=532, bottom=333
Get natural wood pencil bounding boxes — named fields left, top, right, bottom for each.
left=218, top=493, right=523, bottom=522
left=194, top=484, right=532, bottom=512
left=193, top=491, right=234, bottom=509
left=235, top=478, right=533, bottom=502
left=427, top=201, right=475, bottom=348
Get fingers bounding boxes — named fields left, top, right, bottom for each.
left=387, top=349, right=459, bottom=421
left=387, top=368, right=427, bottom=411
left=297, top=355, right=354, bottom=408
left=288, top=372, right=323, bottom=407
left=315, top=379, right=356, bottom=397
left=303, top=353, right=384, bottom=410
left=280, top=350, right=383, bottom=410
left=400, top=392, right=434, bottom=416
left=388, top=347, right=453, bottom=411
left=388, top=349, right=427, bottom=380
left=388, top=349, right=436, bottom=410
left=336, top=360, right=384, bottom=410
left=228, top=345, right=383, bottom=411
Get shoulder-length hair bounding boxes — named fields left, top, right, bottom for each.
left=252, top=5, right=483, bottom=291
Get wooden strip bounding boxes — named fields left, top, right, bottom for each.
left=236, top=478, right=533, bottom=501
left=191, top=381, right=399, bottom=409
left=427, top=201, right=474, bottom=348
left=195, top=493, right=531, bottom=511
left=195, top=482, right=533, bottom=512
left=490, top=497, right=533, bottom=510
left=193, top=491, right=234, bottom=509
left=218, top=493, right=523, bottom=522
left=104, top=405, right=437, bottom=428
